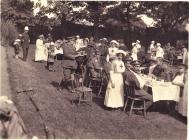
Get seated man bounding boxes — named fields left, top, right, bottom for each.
left=87, top=50, right=103, bottom=78
left=123, top=61, right=153, bottom=110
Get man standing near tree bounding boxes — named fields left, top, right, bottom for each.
left=22, top=26, right=30, bottom=61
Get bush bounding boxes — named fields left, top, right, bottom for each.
left=1, top=19, right=19, bottom=46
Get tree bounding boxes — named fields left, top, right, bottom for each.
left=1, top=0, right=34, bottom=30
left=143, top=2, right=189, bottom=32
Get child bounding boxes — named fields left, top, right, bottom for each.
left=47, top=42, right=56, bottom=71
left=13, top=39, right=21, bottom=59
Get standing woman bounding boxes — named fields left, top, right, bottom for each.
left=131, top=42, right=138, bottom=61
left=172, top=64, right=188, bottom=117
left=104, top=50, right=126, bottom=110
left=106, top=40, right=119, bottom=62
left=35, top=35, right=46, bottom=62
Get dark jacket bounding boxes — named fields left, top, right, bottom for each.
left=123, top=69, right=148, bottom=96
left=22, top=32, right=30, bottom=48
left=62, top=43, right=77, bottom=69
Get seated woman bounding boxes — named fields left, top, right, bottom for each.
left=104, top=50, right=126, bottom=110
left=172, top=64, right=188, bottom=117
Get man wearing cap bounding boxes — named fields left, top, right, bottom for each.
left=59, top=37, right=77, bottom=91
left=98, top=38, right=109, bottom=64
left=87, top=49, right=103, bottom=78
left=22, top=26, right=30, bottom=61
left=123, top=60, right=153, bottom=110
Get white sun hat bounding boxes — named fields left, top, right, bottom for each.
left=110, top=40, right=119, bottom=46
left=24, top=26, right=29, bottom=31
left=50, top=42, right=55, bottom=46
left=116, top=49, right=127, bottom=56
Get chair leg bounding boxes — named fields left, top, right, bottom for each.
left=88, top=80, right=92, bottom=88
left=143, top=100, right=146, bottom=118
left=98, top=81, right=103, bottom=96
left=129, top=100, right=134, bottom=116
left=78, top=93, right=82, bottom=105
left=90, top=91, right=93, bottom=102
left=123, top=98, right=128, bottom=112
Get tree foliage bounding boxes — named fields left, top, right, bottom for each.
left=1, top=0, right=34, bottom=29
left=143, top=2, right=189, bottom=32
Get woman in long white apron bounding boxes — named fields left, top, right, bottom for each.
left=104, top=50, right=126, bottom=109
left=35, top=35, right=47, bottom=62
left=131, top=43, right=138, bottom=61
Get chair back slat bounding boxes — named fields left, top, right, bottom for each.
left=125, top=85, right=135, bottom=97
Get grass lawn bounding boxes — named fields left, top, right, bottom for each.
left=6, top=44, right=187, bottom=139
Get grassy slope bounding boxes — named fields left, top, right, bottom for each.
left=6, top=45, right=187, bottom=139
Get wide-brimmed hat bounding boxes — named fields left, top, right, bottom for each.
left=116, top=50, right=126, bottom=56
left=39, top=34, right=44, bottom=38
left=0, top=96, right=14, bottom=118
left=15, top=39, right=21, bottom=42
left=110, top=40, right=119, bottom=46
left=56, top=40, right=62, bottom=43
left=136, top=40, right=140, bottom=43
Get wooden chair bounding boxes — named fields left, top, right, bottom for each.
left=123, top=85, right=146, bottom=117
left=72, top=73, right=93, bottom=105
left=88, top=68, right=105, bottom=96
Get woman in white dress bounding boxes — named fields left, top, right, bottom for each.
left=172, top=64, right=188, bottom=117
left=104, top=50, right=126, bottom=109
left=131, top=43, right=138, bottom=61
left=106, top=40, right=119, bottom=62
left=35, top=35, right=47, bottom=62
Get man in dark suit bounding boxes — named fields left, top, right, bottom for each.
left=123, top=61, right=153, bottom=110
left=59, top=37, right=77, bottom=91
left=22, top=26, right=30, bottom=61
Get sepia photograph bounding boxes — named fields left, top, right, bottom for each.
left=0, top=0, right=188, bottom=139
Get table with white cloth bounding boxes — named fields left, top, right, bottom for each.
left=140, top=74, right=180, bottom=102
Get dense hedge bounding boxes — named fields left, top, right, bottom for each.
left=1, top=19, right=18, bottom=46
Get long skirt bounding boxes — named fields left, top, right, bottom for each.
left=35, top=46, right=48, bottom=61
left=104, top=73, right=124, bottom=108
left=177, top=81, right=188, bottom=117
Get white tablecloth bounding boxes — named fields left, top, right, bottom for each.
left=141, top=75, right=180, bottom=102
left=151, top=82, right=180, bottom=102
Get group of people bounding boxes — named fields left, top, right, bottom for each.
left=13, top=26, right=30, bottom=61
left=12, top=28, right=188, bottom=117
